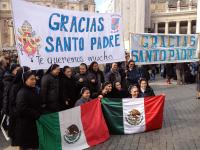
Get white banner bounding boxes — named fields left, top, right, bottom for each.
left=12, top=0, right=125, bottom=70
left=130, top=33, right=199, bottom=65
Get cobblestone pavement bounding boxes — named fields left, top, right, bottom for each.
left=1, top=79, right=200, bottom=150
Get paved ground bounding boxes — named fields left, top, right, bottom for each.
left=1, top=79, right=200, bottom=150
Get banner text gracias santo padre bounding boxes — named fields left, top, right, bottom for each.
left=12, top=0, right=125, bottom=70
left=130, top=34, right=198, bottom=64
left=45, top=13, right=120, bottom=52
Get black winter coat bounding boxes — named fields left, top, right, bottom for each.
left=2, top=72, right=14, bottom=114
left=60, top=76, right=79, bottom=109
left=87, top=70, right=104, bottom=98
left=75, top=73, right=89, bottom=91
left=0, top=67, right=5, bottom=111
left=41, top=73, right=61, bottom=113
left=15, top=86, right=42, bottom=148
left=112, top=89, right=128, bottom=98
left=105, top=70, right=121, bottom=84
left=139, top=87, right=155, bottom=98
left=126, top=67, right=141, bottom=87
left=165, top=64, right=175, bottom=78
left=8, top=82, right=22, bottom=146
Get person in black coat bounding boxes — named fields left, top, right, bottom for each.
left=75, top=63, right=89, bottom=92
left=15, top=71, right=42, bottom=149
left=41, top=64, right=61, bottom=113
left=138, top=78, right=155, bottom=98
left=0, top=56, right=8, bottom=117
left=2, top=64, right=20, bottom=115
left=112, top=81, right=128, bottom=98
left=87, top=61, right=105, bottom=98
left=98, top=82, right=114, bottom=98
left=105, top=63, right=121, bottom=84
left=8, top=66, right=30, bottom=146
left=126, top=60, right=141, bottom=88
left=165, top=63, right=175, bottom=84
left=60, top=66, right=79, bottom=109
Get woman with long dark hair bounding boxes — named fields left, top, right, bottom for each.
left=112, top=81, right=128, bottom=98
left=87, top=61, right=104, bottom=98
left=138, top=78, right=155, bottom=98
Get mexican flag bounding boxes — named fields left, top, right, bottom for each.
left=101, top=95, right=165, bottom=134
left=36, top=99, right=110, bottom=150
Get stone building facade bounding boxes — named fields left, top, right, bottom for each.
left=0, top=0, right=95, bottom=50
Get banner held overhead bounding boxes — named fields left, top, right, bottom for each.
left=11, top=0, right=125, bottom=70
left=130, top=33, right=199, bottom=65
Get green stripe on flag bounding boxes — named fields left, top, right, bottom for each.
left=36, top=112, right=62, bottom=150
left=101, top=98, right=124, bottom=134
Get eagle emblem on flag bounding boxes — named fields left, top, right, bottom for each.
left=111, top=18, right=120, bottom=33
left=126, top=109, right=143, bottom=126
left=17, top=20, right=41, bottom=62
left=64, top=124, right=81, bottom=144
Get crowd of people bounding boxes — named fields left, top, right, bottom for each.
left=0, top=53, right=199, bottom=150
left=0, top=55, right=155, bottom=150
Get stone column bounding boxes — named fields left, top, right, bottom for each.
left=9, top=20, right=14, bottom=47
left=176, top=21, right=180, bottom=34
left=155, top=22, right=158, bottom=33
left=189, top=0, right=192, bottom=10
left=187, top=20, right=191, bottom=34
left=165, top=22, right=169, bottom=34
left=177, top=0, right=180, bottom=12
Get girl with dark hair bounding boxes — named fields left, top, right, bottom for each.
left=138, top=78, right=155, bottom=98
left=40, top=64, right=61, bottom=113
left=15, top=71, right=42, bottom=150
left=75, top=87, right=91, bottom=106
left=75, top=63, right=89, bottom=92
left=87, top=61, right=105, bottom=98
left=98, top=82, right=113, bottom=98
left=112, top=81, right=128, bottom=98
left=60, top=66, right=78, bottom=109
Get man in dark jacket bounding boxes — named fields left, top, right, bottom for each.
left=105, top=63, right=121, bottom=84
left=75, top=63, right=89, bottom=93
left=126, top=60, right=140, bottom=88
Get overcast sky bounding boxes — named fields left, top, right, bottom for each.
left=95, top=0, right=106, bottom=12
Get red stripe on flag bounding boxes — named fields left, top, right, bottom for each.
left=81, top=99, right=110, bottom=147
left=144, top=95, right=165, bottom=131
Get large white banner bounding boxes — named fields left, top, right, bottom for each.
left=12, top=0, right=125, bottom=70
left=130, top=33, right=199, bottom=65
